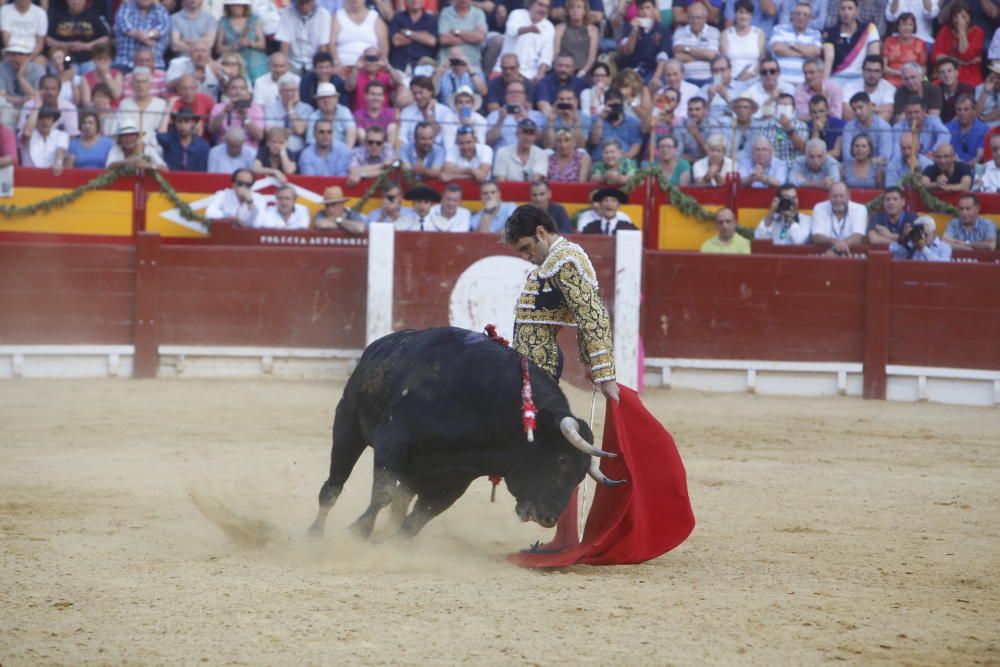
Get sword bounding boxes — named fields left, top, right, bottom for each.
left=579, top=385, right=598, bottom=537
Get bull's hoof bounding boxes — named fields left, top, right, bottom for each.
left=307, top=524, right=325, bottom=539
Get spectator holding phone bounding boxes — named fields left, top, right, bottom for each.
left=435, top=46, right=487, bottom=105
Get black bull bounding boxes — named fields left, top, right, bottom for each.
left=308, top=327, right=622, bottom=540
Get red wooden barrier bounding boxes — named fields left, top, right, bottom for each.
left=889, top=261, right=1000, bottom=371
left=155, top=244, right=367, bottom=348
left=863, top=250, right=890, bottom=398
left=0, top=242, right=136, bottom=344
left=641, top=251, right=868, bottom=361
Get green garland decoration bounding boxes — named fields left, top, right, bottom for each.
left=0, top=166, right=130, bottom=219
left=148, top=169, right=209, bottom=226
left=350, top=161, right=420, bottom=214
left=0, top=166, right=207, bottom=225
left=622, top=166, right=754, bottom=239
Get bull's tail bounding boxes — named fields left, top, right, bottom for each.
left=308, top=392, right=367, bottom=538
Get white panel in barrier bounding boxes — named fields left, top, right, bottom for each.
left=614, top=229, right=642, bottom=390
left=366, top=222, right=395, bottom=344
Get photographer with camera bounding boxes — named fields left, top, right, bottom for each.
left=754, top=183, right=811, bottom=244
left=543, top=88, right=588, bottom=149
left=867, top=186, right=915, bottom=246
left=435, top=47, right=488, bottom=105
left=889, top=216, right=952, bottom=261
left=208, top=75, right=264, bottom=149
left=485, top=79, right=545, bottom=149
left=587, top=86, right=642, bottom=161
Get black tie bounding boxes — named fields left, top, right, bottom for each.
left=419, top=217, right=425, bottom=231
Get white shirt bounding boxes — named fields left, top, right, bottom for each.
left=976, top=162, right=1000, bottom=193
left=409, top=210, right=462, bottom=232
left=398, top=102, right=458, bottom=152
left=672, top=24, right=721, bottom=82
left=445, top=143, right=493, bottom=170
left=842, top=78, right=896, bottom=108
left=105, top=143, right=167, bottom=169
left=495, top=9, right=554, bottom=79
left=205, top=188, right=267, bottom=227
left=274, top=6, right=333, bottom=72
left=576, top=209, right=633, bottom=233
left=252, top=72, right=300, bottom=106
left=23, top=129, right=68, bottom=168
left=768, top=24, right=822, bottom=86
left=255, top=202, right=310, bottom=229
left=754, top=212, right=812, bottom=244
left=492, top=144, right=548, bottom=181
left=745, top=80, right=796, bottom=119
left=810, top=200, right=868, bottom=240
left=428, top=204, right=472, bottom=232
left=0, top=4, right=47, bottom=48
left=885, top=0, right=939, bottom=44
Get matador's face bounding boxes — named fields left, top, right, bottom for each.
left=513, top=234, right=549, bottom=266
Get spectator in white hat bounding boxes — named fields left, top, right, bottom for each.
left=306, top=81, right=357, bottom=148
left=105, top=124, right=166, bottom=170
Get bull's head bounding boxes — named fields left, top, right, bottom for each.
left=505, top=415, right=624, bottom=527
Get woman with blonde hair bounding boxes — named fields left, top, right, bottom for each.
left=253, top=126, right=297, bottom=181
left=613, top=68, right=653, bottom=131
left=554, top=0, right=599, bottom=77
left=548, top=128, right=592, bottom=182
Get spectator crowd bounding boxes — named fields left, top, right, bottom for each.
left=0, top=0, right=997, bottom=244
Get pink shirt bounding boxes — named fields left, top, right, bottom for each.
left=351, top=69, right=394, bottom=112
left=353, top=105, right=397, bottom=132
left=0, top=124, right=19, bottom=166
left=793, top=80, right=844, bottom=121
left=209, top=101, right=265, bottom=149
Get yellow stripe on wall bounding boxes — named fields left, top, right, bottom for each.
left=0, top=189, right=132, bottom=235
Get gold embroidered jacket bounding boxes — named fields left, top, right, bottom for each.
left=512, top=237, right=616, bottom=382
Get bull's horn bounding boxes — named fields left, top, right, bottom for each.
left=588, top=459, right=626, bottom=486
left=560, top=417, right=616, bottom=458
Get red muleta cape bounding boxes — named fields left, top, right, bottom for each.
left=508, top=385, right=695, bottom=568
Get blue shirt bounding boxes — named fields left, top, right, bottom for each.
left=619, top=22, right=672, bottom=75
left=778, top=0, right=826, bottom=31
left=867, top=210, right=916, bottom=237
left=842, top=116, right=893, bottom=162
left=306, top=105, right=355, bottom=145
left=297, top=141, right=352, bottom=176
left=469, top=201, right=517, bottom=233
left=884, top=154, right=933, bottom=188
left=532, top=73, right=588, bottom=106
left=592, top=114, right=642, bottom=161
left=388, top=10, right=439, bottom=71
left=68, top=136, right=112, bottom=169
left=807, top=116, right=845, bottom=154
left=889, top=238, right=953, bottom=261
left=484, top=109, right=547, bottom=149
left=157, top=131, right=209, bottom=172
left=113, top=1, right=171, bottom=69
left=891, top=116, right=951, bottom=159
left=399, top=142, right=445, bottom=169
left=945, top=217, right=998, bottom=245
left=207, top=144, right=256, bottom=174
left=946, top=118, right=990, bottom=163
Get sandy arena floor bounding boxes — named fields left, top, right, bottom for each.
left=1, top=378, right=998, bottom=666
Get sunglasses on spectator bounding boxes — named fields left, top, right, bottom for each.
left=368, top=139, right=384, bottom=145
left=235, top=180, right=253, bottom=187
left=384, top=194, right=399, bottom=202
left=761, top=68, right=779, bottom=75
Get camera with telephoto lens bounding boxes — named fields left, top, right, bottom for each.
left=608, top=103, right=624, bottom=122
left=449, top=57, right=465, bottom=66
left=776, top=195, right=795, bottom=214
left=905, top=224, right=925, bottom=246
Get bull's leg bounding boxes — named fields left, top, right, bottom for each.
left=388, top=482, right=415, bottom=532
left=308, top=398, right=367, bottom=537
left=348, top=424, right=409, bottom=539
left=397, top=479, right=474, bottom=538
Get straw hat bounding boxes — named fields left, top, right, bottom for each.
left=322, top=186, right=349, bottom=204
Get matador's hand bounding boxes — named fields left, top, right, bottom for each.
left=598, top=380, right=620, bottom=404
